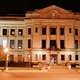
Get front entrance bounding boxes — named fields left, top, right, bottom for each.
left=50, top=54, right=57, bottom=64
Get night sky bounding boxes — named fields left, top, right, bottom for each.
left=0, top=0, right=80, bottom=16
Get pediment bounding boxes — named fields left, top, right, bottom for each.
left=26, top=5, right=74, bottom=19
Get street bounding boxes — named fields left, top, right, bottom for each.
left=0, top=65, right=80, bottom=80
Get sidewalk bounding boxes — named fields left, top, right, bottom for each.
left=0, top=67, right=48, bottom=72
left=0, top=66, right=80, bottom=73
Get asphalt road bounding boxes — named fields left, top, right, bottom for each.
left=0, top=68, right=80, bottom=80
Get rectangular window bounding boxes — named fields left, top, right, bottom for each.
left=42, top=54, right=46, bottom=60
left=10, top=40, right=15, bottom=49
left=35, top=54, right=38, bottom=61
left=9, top=55, right=14, bottom=62
left=42, top=40, right=46, bottom=49
left=50, top=40, right=56, bottom=48
left=69, top=28, right=71, bottom=33
left=28, top=39, right=31, bottom=48
left=75, top=55, right=79, bottom=60
left=35, top=27, right=38, bottom=32
left=28, top=28, right=31, bottom=35
left=10, top=29, right=15, bottom=36
left=18, top=40, right=22, bottom=49
left=50, top=28, right=56, bottom=35
left=75, top=29, right=78, bottom=35
left=18, top=29, right=23, bottom=36
left=61, top=55, right=65, bottom=61
left=60, top=28, right=64, bottom=35
left=60, top=40, right=65, bottom=49
left=69, top=55, right=72, bottom=61
left=75, top=40, right=78, bottom=49
left=18, top=55, right=23, bottom=62
left=42, top=28, right=46, bottom=35
left=2, top=39, right=7, bottom=48
left=3, top=29, right=7, bottom=36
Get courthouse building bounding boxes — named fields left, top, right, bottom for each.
left=0, top=5, right=80, bottom=64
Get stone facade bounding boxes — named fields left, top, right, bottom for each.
left=0, top=5, right=80, bottom=64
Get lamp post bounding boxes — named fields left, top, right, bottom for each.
left=4, top=48, right=8, bottom=71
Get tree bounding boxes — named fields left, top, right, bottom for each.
left=0, top=45, right=6, bottom=61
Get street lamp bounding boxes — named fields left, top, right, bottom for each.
left=4, top=48, right=9, bottom=71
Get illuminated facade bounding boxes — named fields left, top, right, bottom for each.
left=0, top=5, right=80, bottom=64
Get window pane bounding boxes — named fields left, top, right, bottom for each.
left=75, top=40, right=78, bottom=49
left=3, top=29, right=7, bottom=36
left=28, top=39, right=31, bottom=48
left=50, top=28, right=56, bottom=35
left=60, top=40, right=65, bottom=49
left=42, top=54, right=46, bottom=60
left=69, top=55, right=72, bottom=61
left=35, top=27, right=38, bottom=32
left=69, top=28, right=71, bottom=33
left=75, top=29, right=78, bottom=35
left=50, top=40, right=56, bottom=49
left=10, top=29, right=15, bottom=36
left=28, top=28, right=31, bottom=35
left=42, top=40, right=46, bottom=49
left=9, top=55, right=14, bottom=62
left=10, top=40, right=15, bottom=49
left=75, top=55, right=78, bottom=60
left=18, top=40, right=22, bottom=49
left=18, top=55, right=23, bottom=62
left=60, top=28, right=64, bottom=35
left=35, top=54, right=38, bottom=61
left=3, top=39, right=7, bottom=48
left=61, top=55, right=65, bottom=61
left=18, top=29, right=23, bottom=36
left=42, top=28, right=46, bottom=35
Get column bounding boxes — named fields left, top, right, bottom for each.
left=46, top=26, right=50, bottom=49
left=57, top=25, right=60, bottom=48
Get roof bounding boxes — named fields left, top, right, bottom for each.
left=25, top=5, right=80, bottom=20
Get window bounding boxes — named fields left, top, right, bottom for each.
left=50, top=28, right=56, bottom=35
left=69, top=28, right=71, bottom=33
left=18, top=29, right=23, bottom=36
left=42, top=54, right=46, bottom=60
left=9, top=55, right=14, bottom=62
left=18, top=40, right=22, bottom=49
left=50, top=40, right=56, bottom=48
left=18, top=55, right=23, bottom=62
left=28, top=39, right=31, bottom=48
left=42, top=28, right=46, bottom=35
left=35, top=54, right=38, bottom=61
left=28, top=28, right=31, bottom=35
left=3, top=29, right=7, bottom=36
left=61, top=55, right=65, bottom=61
left=60, top=28, right=64, bottom=35
left=75, top=55, right=79, bottom=60
left=42, top=40, right=46, bottom=49
left=35, top=27, right=38, bottom=32
left=10, top=40, right=15, bottom=49
left=75, top=40, right=78, bottom=49
left=69, top=55, right=72, bottom=61
left=10, top=29, right=15, bottom=36
left=2, top=39, right=7, bottom=48
left=75, top=29, right=78, bottom=35
left=60, top=40, right=65, bottom=49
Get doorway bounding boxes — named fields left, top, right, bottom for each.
left=50, top=54, right=57, bottom=64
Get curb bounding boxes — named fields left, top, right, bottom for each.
left=1, top=69, right=48, bottom=72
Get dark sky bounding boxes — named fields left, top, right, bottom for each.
left=0, top=0, right=80, bottom=16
